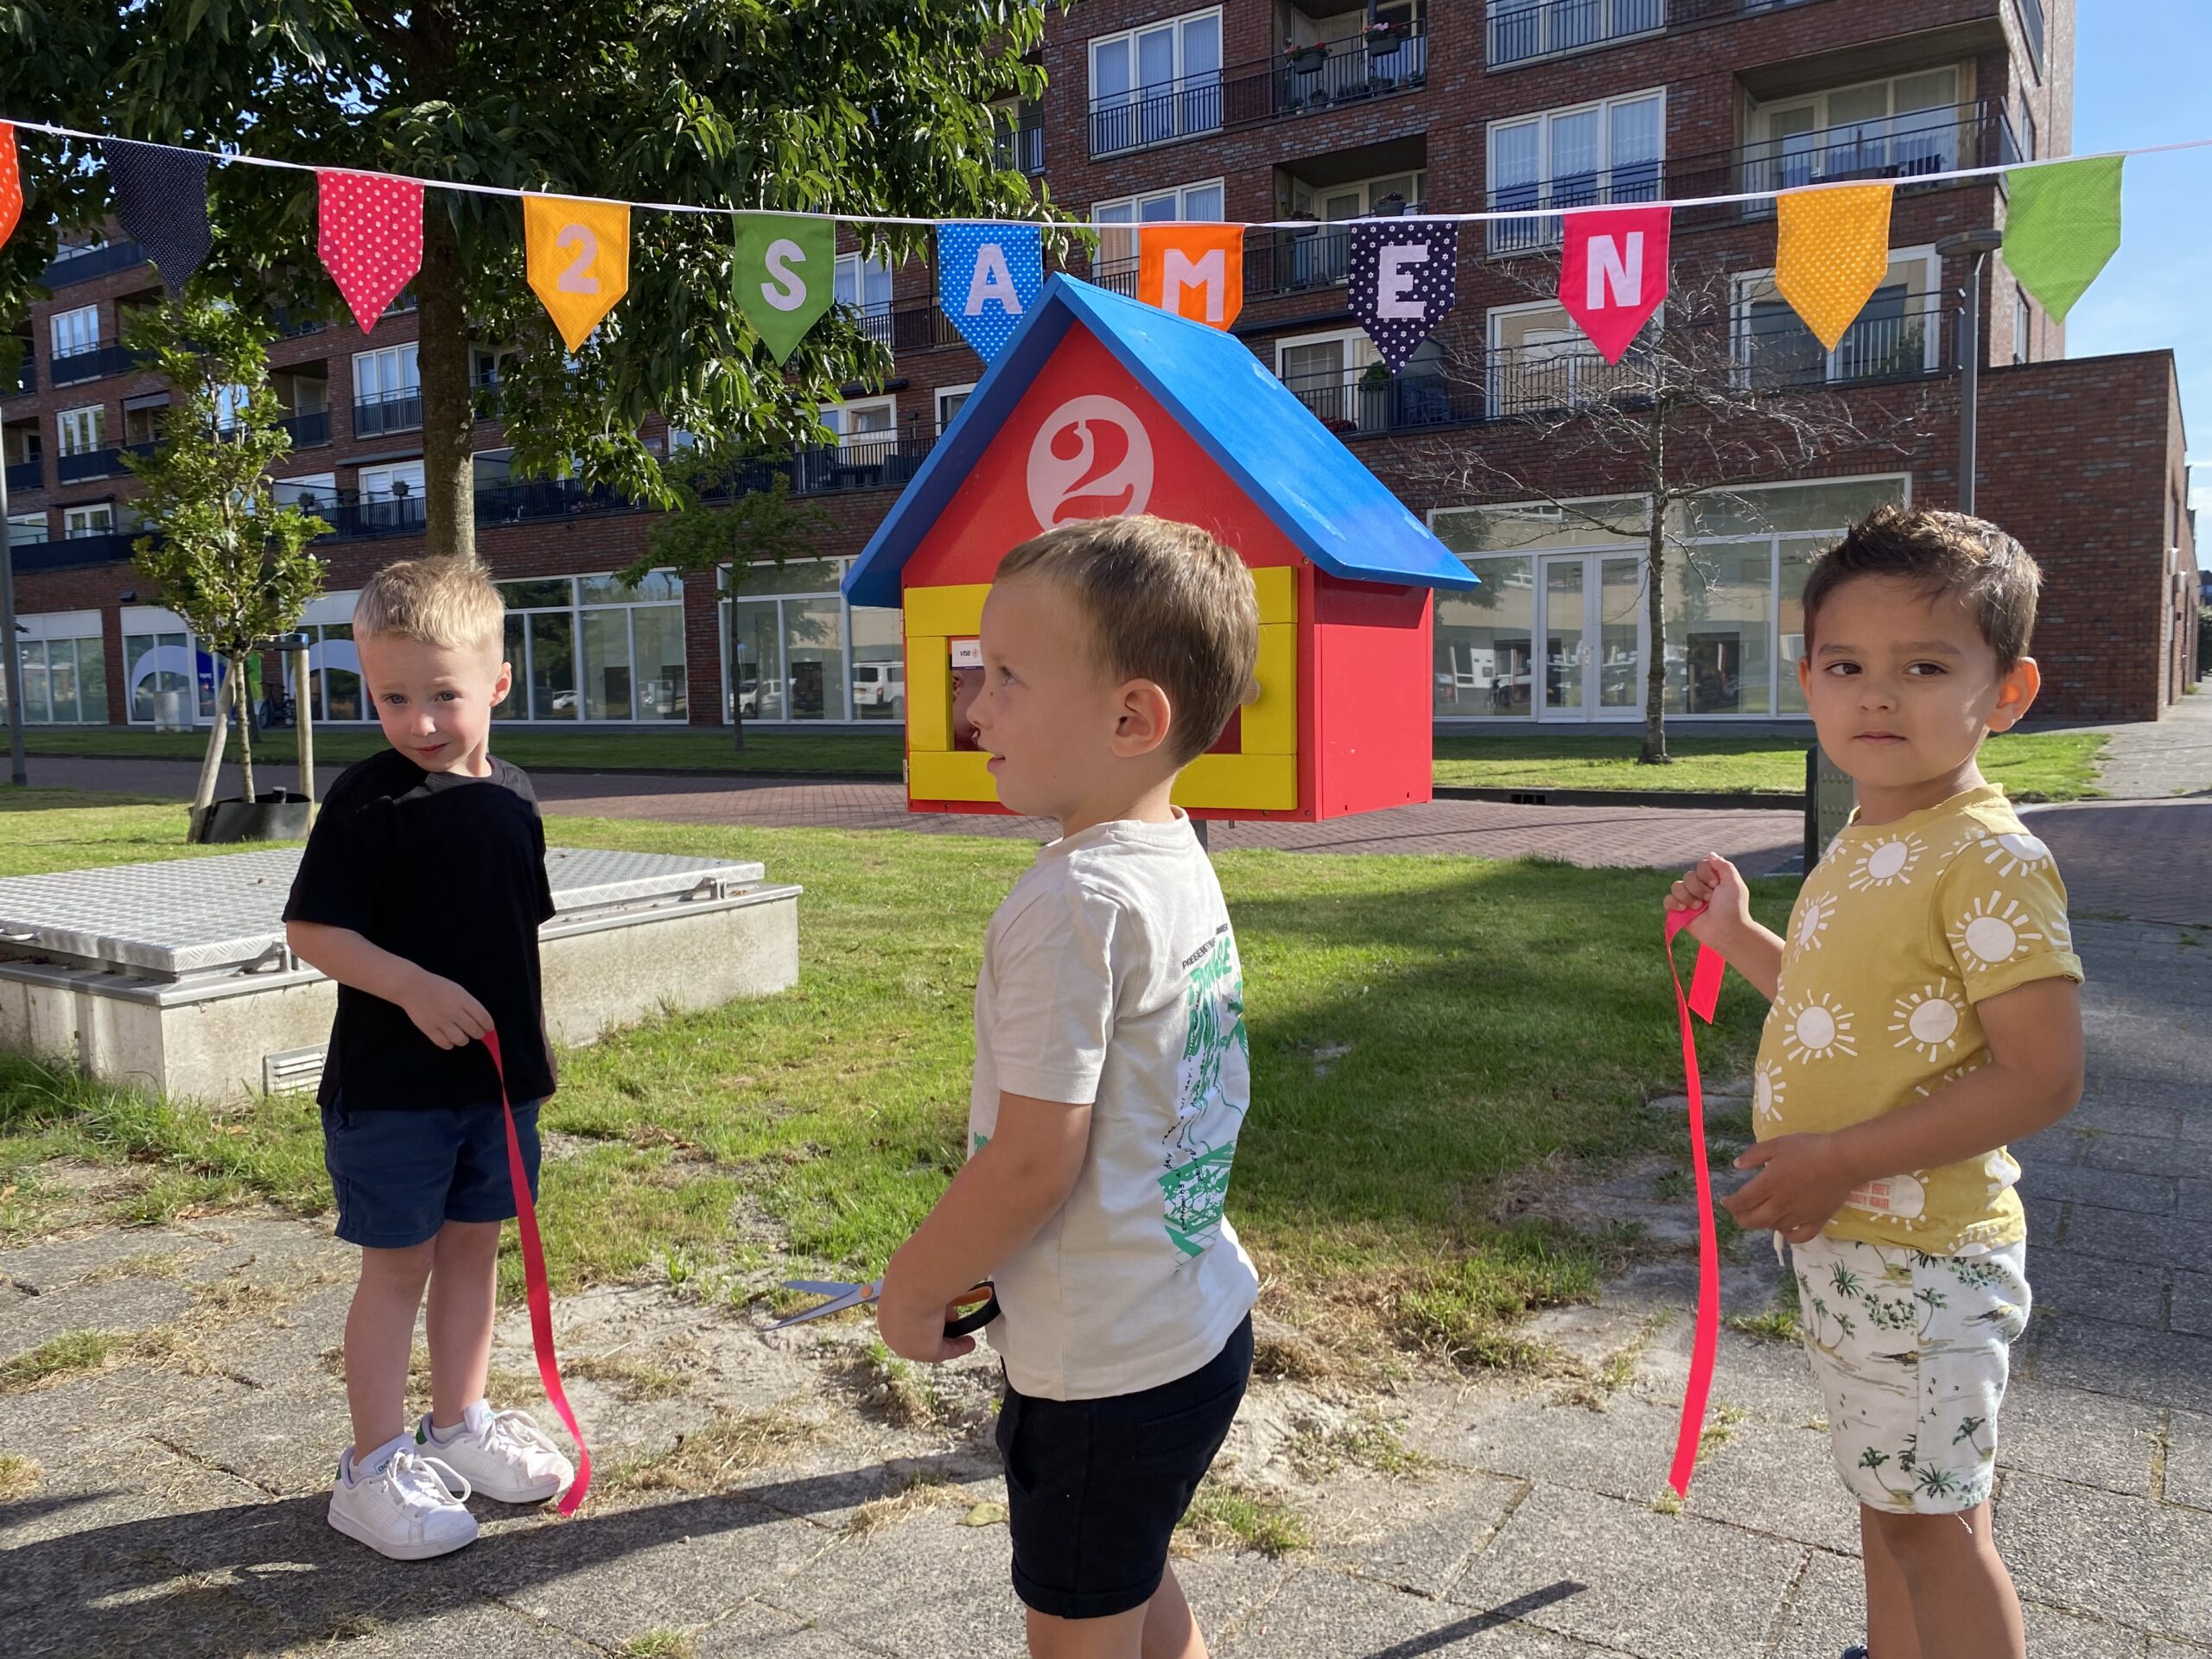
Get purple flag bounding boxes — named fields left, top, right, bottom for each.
left=104, top=138, right=213, bottom=296
left=1348, top=218, right=1458, bottom=372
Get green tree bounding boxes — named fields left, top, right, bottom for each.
left=1, top=2, right=1052, bottom=560
left=615, top=444, right=830, bottom=750
left=122, top=298, right=329, bottom=834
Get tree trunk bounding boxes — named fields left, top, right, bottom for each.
left=233, top=658, right=257, bottom=804
left=1640, top=404, right=1671, bottom=766
left=417, top=208, right=477, bottom=568
left=189, top=664, right=232, bottom=836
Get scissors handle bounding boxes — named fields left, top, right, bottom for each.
left=944, top=1283, right=1000, bottom=1338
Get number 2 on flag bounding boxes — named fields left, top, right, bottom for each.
left=526, top=195, right=629, bottom=350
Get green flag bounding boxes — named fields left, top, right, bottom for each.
left=733, top=213, right=836, bottom=363
left=2003, top=156, right=2124, bottom=322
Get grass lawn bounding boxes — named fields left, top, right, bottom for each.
left=1433, top=729, right=2107, bottom=802
left=0, top=790, right=1791, bottom=1365
left=34, top=724, right=2107, bottom=802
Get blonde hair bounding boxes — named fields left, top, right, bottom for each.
left=996, top=515, right=1260, bottom=767
left=353, top=557, right=505, bottom=655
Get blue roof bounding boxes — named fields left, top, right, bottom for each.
left=842, top=275, right=1478, bottom=607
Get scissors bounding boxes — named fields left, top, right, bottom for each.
left=769, top=1277, right=1000, bottom=1338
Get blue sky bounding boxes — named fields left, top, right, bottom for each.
left=2066, top=0, right=2212, bottom=565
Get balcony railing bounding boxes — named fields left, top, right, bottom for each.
left=1485, top=162, right=1665, bottom=254
left=1736, top=289, right=1952, bottom=391
left=54, top=448, right=125, bottom=483
left=353, top=386, right=423, bottom=436
left=48, top=342, right=150, bottom=387
left=1088, top=22, right=1429, bottom=157
left=279, top=409, right=332, bottom=448
left=41, top=239, right=150, bottom=285
left=1670, top=101, right=2019, bottom=230
left=5, top=460, right=41, bottom=493
left=1243, top=207, right=1427, bottom=300
left=995, top=117, right=1046, bottom=175
left=1487, top=0, right=1663, bottom=68
left=14, top=531, right=144, bottom=570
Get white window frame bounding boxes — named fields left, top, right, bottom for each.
left=1486, top=88, right=1667, bottom=254
left=56, top=405, right=105, bottom=455
left=352, top=343, right=420, bottom=402
left=49, top=305, right=99, bottom=359
left=1092, top=179, right=1228, bottom=277
left=64, top=504, right=115, bottom=538
left=1730, top=246, right=1943, bottom=385
left=1745, top=67, right=1967, bottom=194
left=1274, top=327, right=1378, bottom=429
left=822, top=397, right=897, bottom=449
left=716, top=556, right=860, bottom=727
left=272, top=473, right=339, bottom=512
left=1484, top=297, right=1661, bottom=416
left=1088, top=7, right=1224, bottom=156
left=935, top=382, right=977, bottom=433
left=7, top=512, right=50, bottom=546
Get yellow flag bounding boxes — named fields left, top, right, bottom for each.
left=524, top=194, right=630, bottom=351
left=1774, top=184, right=1892, bottom=353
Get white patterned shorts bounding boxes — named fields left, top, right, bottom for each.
left=1786, top=1233, right=2031, bottom=1515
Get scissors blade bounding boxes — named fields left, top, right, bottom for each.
left=781, top=1279, right=862, bottom=1296
left=766, top=1277, right=882, bottom=1332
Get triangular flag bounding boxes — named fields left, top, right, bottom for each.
left=103, top=137, right=213, bottom=296
left=733, top=213, right=836, bottom=364
left=1559, top=206, right=1670, bottom=365
left=318, top=170, right=423, bottom=334
left=1138, top=223, right=1244, bottom=329
left=938, top=222, right=1041, bottom=362
left=1775, top=183, right=1893, bottom=352
left=0, top=124, right=22, bottom=252
left=524, top=194, right=630, bottom=352
left=1349, top=219, right=1458, bottom=372
left=2003, top=156, right=2123, bottom=322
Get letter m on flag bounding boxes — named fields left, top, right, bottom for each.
left=1559, top=206, right=1672, bottom=365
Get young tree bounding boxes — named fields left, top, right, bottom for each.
left=0, top=3, right=1051, bottom=559
left=1398, top=259, right=1936, bottom=763
left=123, top=298, right=329, bottom=835
left=615, top=445, right=830, bottom=751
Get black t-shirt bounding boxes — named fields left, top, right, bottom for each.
left=283, top=748, right=558, bottom=1110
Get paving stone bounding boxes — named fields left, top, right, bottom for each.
left=2000, top=1470, right=2212, bottom=1640
left=1999, top=1382, right=2164, bottom=1498
left=2025, top=1316, right=2212, bottom=1414
left=2085, top=1133, right=2200, bottom=1178
left=2019, top=1601, right=2168, bottom=1658
left=700, top=1602, right=892, bottom=1657
left=767, top=1505, right=1029, bottom=1659
left=0, top=1225, right=213, bottom=1294
left=2063, top=1098, right=2187, bottom=1142
left=2164, top=1408, right=2212, bottom=1514
left=2173, top=1272, right=2212, bottom=1340
left=15, top=1569, right=307, bottom=1659
left=2060, top=1206, right=2212, bottom=1269
left=1446, top=1484, right=1805, bottom=1659
left=2014, top=1122, right=2088, bottom=1167
left=2179, top=1181, right=2212, bottom=1223
left=1174, top=1551, right=1303, bottom=1648
left=0, top=1274, right=194, bottom=1361
left=270, top=1595, right=600, bottom=1658
left=2028, top=1247, right=2170, bottom=1329
left=1321, top=1469, right=1525, bottom=1595
left=1222, top=1568, right=1609, bottom=1656
left=2026, top=1164, right=2179, bottom=1218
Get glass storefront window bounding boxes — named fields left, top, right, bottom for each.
left=725, top=558, right=844, bottom=599
left=581, top=607, right=632, bottom=720
left=1662, top=541, right=1776, bottom=715
left=308, top=622, right=365, bottom=721
left=631, top=604, right=689, bottom=721
left=494, top=614, right=527, bottom=720
left=1433, top=556, right=1535, bottom=717
left=499, top=577, right=575, bottom=610
left=1433, top=496, right=1646, bottom=556
left=732, top=599, right=784, bottom=721
left=530, top=613, right=577, bottom=719
left=493, top=573, right=684, bottom=720
left=126, top=630, right=205, bottom=724
left=1677, top=478, right=1905, bottom=538
left=1777, top=534, right=1827, bottom=714
left=849, top=606, right=904, bottom=722
left=784, top=595, right=844, bottom=721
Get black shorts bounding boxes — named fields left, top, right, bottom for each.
left=995, top=1314, right=1254, bottom=1621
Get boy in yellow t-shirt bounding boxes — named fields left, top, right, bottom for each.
left=1668, top=507, right=2083, bottom=1659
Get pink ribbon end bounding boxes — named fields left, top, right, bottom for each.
left=1662, top=906, right=1726, bottom=1499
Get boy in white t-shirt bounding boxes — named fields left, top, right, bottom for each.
left=878, top=515, right=1262, bottom=1659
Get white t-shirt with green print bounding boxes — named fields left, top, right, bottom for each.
left=1758, top=783, right=2085, bottom=1255
left=969, top=811, right=1259, bottom=1401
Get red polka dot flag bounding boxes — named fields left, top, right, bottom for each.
left=318, top=168, right=423, bottom=334
left=0, top=124, right=22, bottom=252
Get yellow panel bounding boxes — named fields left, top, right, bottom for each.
left=1173, top=753, right=1297, bottom=812
left=1242, top=624, right=1297, bottom=755
left=1250, top=565, right=1297, bottom=626
left=908, top=634, right=950, bottom=753
left=910, top=748, right=1000, bottom=804
left=903, top=583, right=991, bottom=639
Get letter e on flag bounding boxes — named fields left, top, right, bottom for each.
left=1559, top=206, right=1671, bottom=365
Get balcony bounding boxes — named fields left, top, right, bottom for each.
left=8, top=355, right=31, bottom=396
left=1487, top=0, right=1827, bottom=68
left=48, top=343, right=150, bottom=387
left=1244, top=207, right=1427, bottom=301
left=1087, top=22, right=1428, bottom=157
left=13, top=531, right=145, bottom=570
left=1672, top=101, right=2020, bottom=230
left=353, top=385, right=423, bottom=437
left=41, top=239, right=151, bottom=285
left=1486, top=161, right=1664, bottom=255
left=995, top=114, right=1046, bottom=175
left=54, top=448, right=126, bottom=483
left=5, top=460, right=41, bottom=493
left=279, top=409, right=332, bottom=448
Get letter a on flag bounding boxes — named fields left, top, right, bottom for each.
left=318, top=170, right=424, bottom=334
left=0, top=125, right=22, bottom=253
left=733, top=213, right=836, bottom=364
left=1559, top=206, right=1670, bottom=365
left=1775, top=183, right=1892, bottom=352
left=1139, top=224, right=1244, bottom=329
left=524, top=194, right=631, bottom=352
left=938, top=222, right=1042, bottom=362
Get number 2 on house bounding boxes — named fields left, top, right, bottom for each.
left=556, top=224, right=601, bottom=294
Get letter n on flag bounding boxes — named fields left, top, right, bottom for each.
left=1139, top=224, right=1243, bottom=329
left=1559, top=206, right=1670, bottom=365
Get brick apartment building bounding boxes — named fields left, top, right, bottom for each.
left=3, top=0, right=2197, bottom=739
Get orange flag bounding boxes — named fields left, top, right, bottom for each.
left=0, top=124, right=22, bottom=251
left=1774, top=183, right=1893, bottom=353
left=524, top=194, right=630, bottom=351
left=1138, top=223, right=1244, bottom=329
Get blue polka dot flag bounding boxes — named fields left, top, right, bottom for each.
left=1348, top=219, right=1459, bottom=372
left=103, top=138, right=213, bottom=296
left=938, top=222, right=1042, bottom=363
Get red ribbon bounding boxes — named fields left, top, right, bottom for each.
left=485, top=1030, right=591, bottom=1516
left=1662, top=906, right=1726, bottom=1498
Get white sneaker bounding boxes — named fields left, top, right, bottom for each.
left=418, top=1401, right=574, bottom=1504
left=327, top=1437, right=479, bottom=1560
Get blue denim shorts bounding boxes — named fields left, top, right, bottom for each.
left=321, top=1098, right=543, bottom=1250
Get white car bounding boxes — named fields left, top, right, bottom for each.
left=851, top=663, right=905, bottom=709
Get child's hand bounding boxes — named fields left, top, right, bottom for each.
left=875, top=1281, right=979, bottom=1366
left=402, top=971, right=495, bottom=1051
left=1722, top=1133, right=1853, bottom=1243
left=1666, top=854, right=1754, bottom=950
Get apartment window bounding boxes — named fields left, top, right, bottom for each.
left=359, top=460, right=425, bottom=530
left=49, top=305, right=99, bottom=359
left=493, top=574, right=688, bottom=723
left=2015, top=99, right=2037, bottom=162
left=64, top=504, right=116, bottom=538
left=1488, top=0, right=1664, bottom=68
left=823, top=398, right=895, bottom=448
left=1734, top=251, right=1942, bottom=388
left=1489, top=92, right=1663, bottom=252
left=9, top=612, right=109, bottom=725
left=1748, top=70, right=1963, bottom=195
left=471, top=345, right=518, bottom=389
left=1093, top=181, right=1227, bottom=290
left=1486, top=301, right=1651, bottom=416
left=1089, top=8, right=1223, bottom=156
left=836, top=251, right=895, bottom=348
left=936, top=384, right=976, bottom=432
left=8, top=512, right=50, bottom=546
left=1279, top=172, right=1428, bottom=289
left=272, top=473, right=340, bottom=513
left=353, top=344, right=422, bottom=435
left=2013, top=285, right=2031, bottom=365
left=57, top=406, right=105, bottom=457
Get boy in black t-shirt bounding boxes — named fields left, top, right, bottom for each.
left=284, top=557, right=575, bottom=1560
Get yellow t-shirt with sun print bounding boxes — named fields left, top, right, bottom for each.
left=1753, top=783, right=2085, bottom=1255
